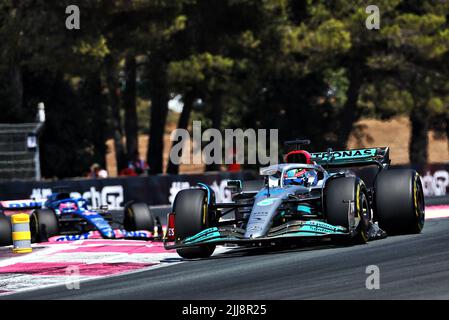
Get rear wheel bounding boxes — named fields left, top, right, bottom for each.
left=30, top=209, right=59, bottom=242
left=124, top=202, right=155, bottom=232
left=174, top=189, right=216, bottom=259
left=375, top=169, right=425, bottom=235
left=0, top=214, right=12, bottom=246
left=325, top=177, right=370, bottom=244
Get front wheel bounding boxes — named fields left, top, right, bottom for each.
left=30, top=209, right=59, bottom=242
left=176, top=245, right=216, bottom=259
left=174, top=189, right=216, bottom=259
left=325, top=177, right=370, bottom=244
left=0, top=214, right=12, bottom=246
left=124, top=202, right=155, bottom=232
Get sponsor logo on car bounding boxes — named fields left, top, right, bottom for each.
left=0, top=200, right=44, bottom=209
left=257, top=198, right=277, bottom=206
left=253, top=211, right=268, bottom=216
left=247, top=225, right=262, bottom=232
left=311, top=148, right=376, bottom=160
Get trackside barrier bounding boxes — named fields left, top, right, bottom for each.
left=11, top=213, right=32, bottom=253
left=0, top=167, right=448, bottom=209
left=0, top=171, right=257, bottom=206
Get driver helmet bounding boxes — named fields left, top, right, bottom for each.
left=284, top=168, right=318, bottom=187
left=59, top=202, right=78, bottom=212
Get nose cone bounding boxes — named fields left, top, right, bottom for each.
left=244, top=197, right=282, bottom=239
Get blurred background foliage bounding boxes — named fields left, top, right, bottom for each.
left=0, top=0, right=448, bottom=177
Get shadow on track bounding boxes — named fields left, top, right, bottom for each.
left=175, top=238, right=360, bottom=262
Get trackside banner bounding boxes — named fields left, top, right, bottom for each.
left=0, top=164, right=447, bottom=210
left=0, top=171, right=256, bottom=210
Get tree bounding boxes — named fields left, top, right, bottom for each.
left=0, top=1, right=112, bottom=177
left=132, top=1, right=188, bottom=174
left=379, top=2, right=449, bottom=165
left=167, top=53, right=235, bottom=173
left=123, top=53, right=138, bottom=162
left=167, top=0, right=291, bottom=171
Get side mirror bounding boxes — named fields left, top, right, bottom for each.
left=226, top=180, right=242, bottom=193
left=259, top=167, right=279, bottom=176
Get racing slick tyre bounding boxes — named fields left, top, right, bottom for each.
left=30, top=209, right=59, bottom=243
left=174, top=189, right=216, bottom=259
left=374, top=169, right=425, bottom=235
left=325, top=177, right=370, bottom=244
left=0, top=213, right=12, bottom=246
left=124, top=202, right=155, bottom=232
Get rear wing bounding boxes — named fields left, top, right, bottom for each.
left=310, top=147, right=390, bottom=168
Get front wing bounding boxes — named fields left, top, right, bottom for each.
left=165, top=220, right=349, bottom=249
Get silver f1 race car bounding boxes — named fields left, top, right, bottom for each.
left=165, top=140, right=425, bottom=259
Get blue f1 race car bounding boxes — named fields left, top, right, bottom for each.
left=165, top=140, right=425, bottom=259
left=0, top=192, right=158, bottom=244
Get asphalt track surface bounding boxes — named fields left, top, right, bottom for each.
left=5, top=217, right=449, bottom=300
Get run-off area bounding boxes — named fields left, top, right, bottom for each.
left=0, top=205, right=446, bottom=296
